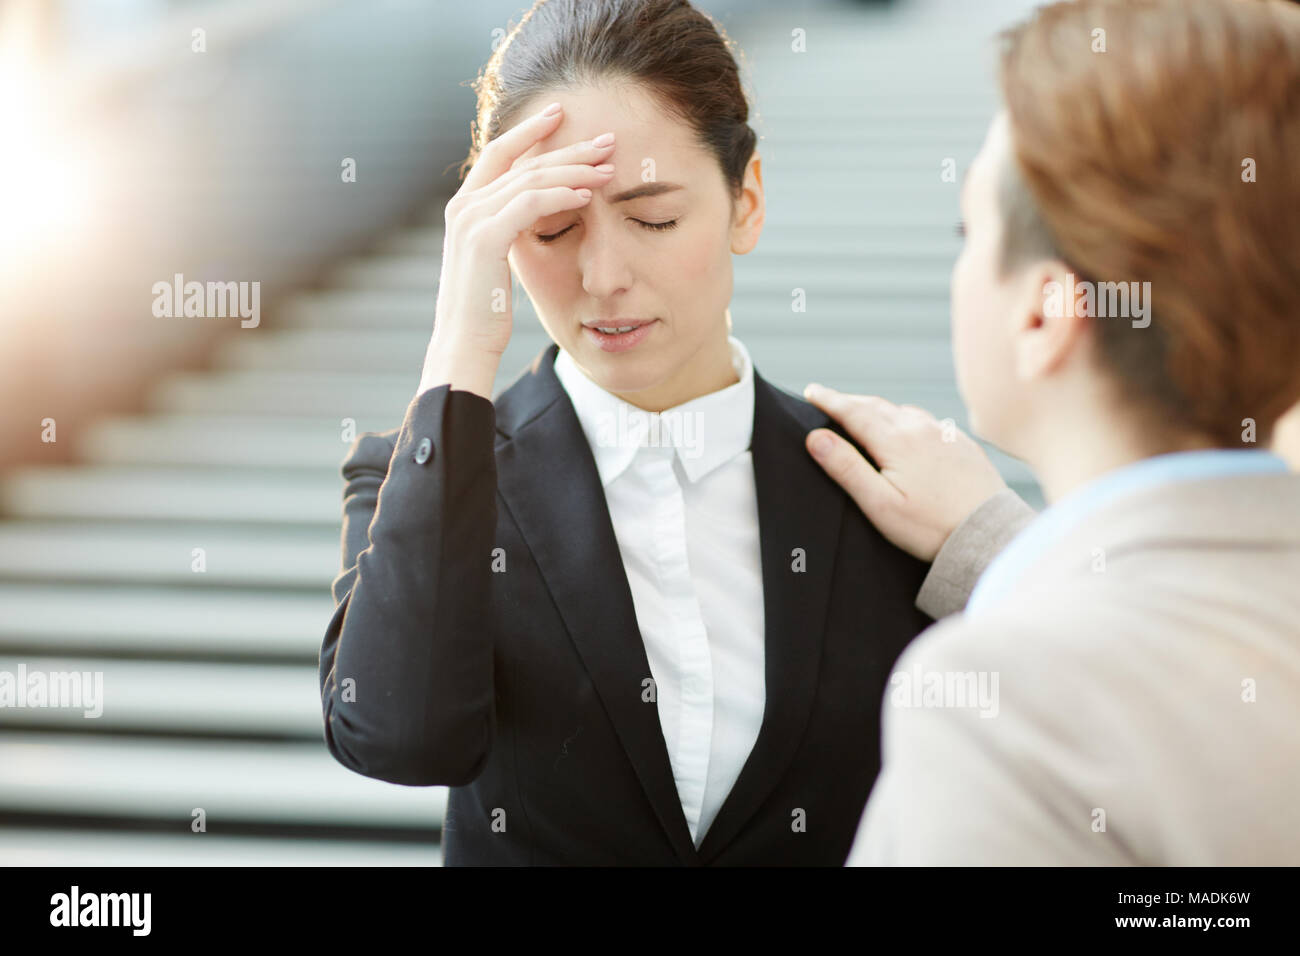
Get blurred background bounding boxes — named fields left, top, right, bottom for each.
left=0, top=0, right=1041, bottom=865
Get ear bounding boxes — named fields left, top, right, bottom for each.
left=1013, top=260, right=1092, bottom=383
left=730, top=151, right=765, bottom=255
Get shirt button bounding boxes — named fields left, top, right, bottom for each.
left=413, top=437, right=433, bottom=464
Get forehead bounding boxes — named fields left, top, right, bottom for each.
left=514, top=82, right=710, bottom=167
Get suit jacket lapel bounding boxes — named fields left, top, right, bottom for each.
left=697, top=370, right=843, bottom=862
left=493, top=345, right=699, bottom=864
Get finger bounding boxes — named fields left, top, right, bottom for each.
left=475, top=185, right=596, bottom=250
left=470, top=160, right=615, bottom=214
left=463, top=101, right=565, bottom=192
left=803, top=383, right=900, bottom=421
left=805, top=428, right=899, bottom=519
left=462, top=162, right=613, bottom=239
left=803, top=384, right=901, bottom=458
left=507, top=132, right=616, bottom=178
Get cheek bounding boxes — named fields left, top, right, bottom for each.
left=510, top=243, right=571, bottom=299
left=949, top=239, right=1012, bottom=405
left=950, top=247, right=984, bottom=377
left=508, top=243, right=585, bottom=338
left=664, top=217, right=733, bottom=308
left=666, top=220, right=718, bottom=278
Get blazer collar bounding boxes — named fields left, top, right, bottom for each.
left=493, top=342, right=843, bottom=864
left=1003, top=470, right=1300, bottom=596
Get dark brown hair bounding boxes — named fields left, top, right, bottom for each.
left=460, top=0, right=757, bottom=200
left=995, top=0, right=1300, bottom=445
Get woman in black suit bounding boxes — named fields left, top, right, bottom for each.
left=317, top=0, right=1003, bottom=866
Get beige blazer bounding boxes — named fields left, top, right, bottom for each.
left=854, top=474, right=1300, bottom=865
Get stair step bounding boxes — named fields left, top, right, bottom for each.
left=0, top=520, right=337, bottom=588
left=0, top=582, right=327, bottom=659
left=0, top=656, right=321, bottom=736
left=2, top=465, right=341, bottom=524
left=0, top=731, right=445, bottom=829
left=0, top=827, right=441, bottom=866
left=79, top=415, right=385, bottom=469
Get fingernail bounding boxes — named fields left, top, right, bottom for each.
left=804, top=383, right=822, bottom=398
left=594, top=163, right=614, bottom=173
left=592, top=132, right=615, bottom=147
left=575, top=188, right=592, bottom=198
left=809, top=431, right=833, bottom=457
left=542, top=102, right=562, bottom=116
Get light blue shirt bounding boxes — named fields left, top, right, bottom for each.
left=966, top=449, right=1291, bottom=616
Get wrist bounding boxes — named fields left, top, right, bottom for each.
left=418, top=334, right=501, bottom=399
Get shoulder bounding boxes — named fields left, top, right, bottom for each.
left=756, top=374, right=828, bottom=431
left=754, top=371, right=876, bottom=464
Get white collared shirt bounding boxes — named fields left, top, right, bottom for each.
left=553, top=336, right=765, bottom=847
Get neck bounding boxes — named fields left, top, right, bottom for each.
left=612, top=331, right=738, bottom=412
left=1023, top=406, right=1219, bottom=505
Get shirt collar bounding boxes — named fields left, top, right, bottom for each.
left=553, top=335, right=755, bottom=487
left=966, top=448, right=1292, bottom=616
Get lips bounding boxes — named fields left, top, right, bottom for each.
left=582, top=318, right=658, bottom=353
left=583, top=318, right=656, bottom=332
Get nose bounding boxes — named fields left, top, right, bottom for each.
left=576, top=210, right=635, bottom=300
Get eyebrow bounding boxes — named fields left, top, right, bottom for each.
left=607, top=182, right=685, bottom=203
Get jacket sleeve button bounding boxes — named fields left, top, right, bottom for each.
left=413, top=437, right=433, bottom=464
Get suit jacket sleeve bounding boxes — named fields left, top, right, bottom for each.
left=914, top=488, right=1037, bottom=619
left=319, top=384, right=498, bottom=786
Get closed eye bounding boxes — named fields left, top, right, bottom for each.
left=534, top=218, right=679, bottom=243
left=955, top=218, right=967, bottom=238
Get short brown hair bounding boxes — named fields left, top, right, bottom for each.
left=996, top=0, right=1300, bottom=445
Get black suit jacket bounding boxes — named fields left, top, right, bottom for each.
left=319, top=343, right=934, bottom=865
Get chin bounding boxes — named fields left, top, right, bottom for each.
left=585, top=362, right=663, bottom=396
left=573, top=342, right=662, bottom=387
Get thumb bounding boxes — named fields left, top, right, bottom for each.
left=806, top=427, right=897, bottom=521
